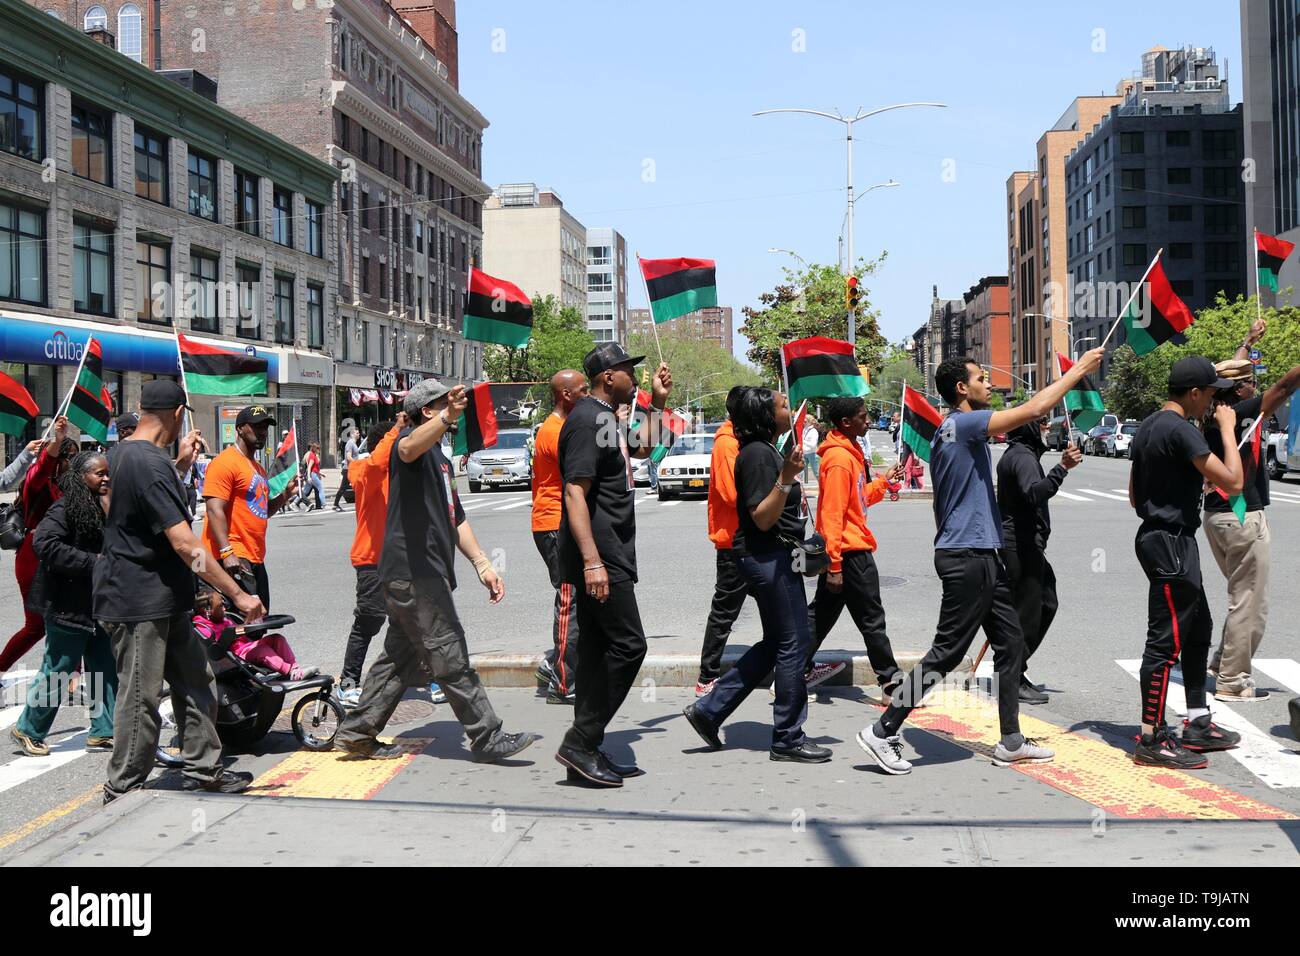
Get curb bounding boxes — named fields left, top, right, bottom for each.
left=471, top=649, right=972, bottom=688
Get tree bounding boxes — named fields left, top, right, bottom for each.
left=482, top=294, right=595, bottom=386
left=739, top=257, right=888, bottom=386
left=628, top=328, right=762, bottom=421
left=872, top=357, right=924, bottom=417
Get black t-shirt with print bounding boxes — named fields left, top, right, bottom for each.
left=558, top=395, right=637, bottom=585
left=1131, top=409, right=1212, bottom=532
left=1204, top=395, right=1270, bottom=513
left=732, top=441, right=804, bottom=554
left=379, top=427, right=466, bottom=588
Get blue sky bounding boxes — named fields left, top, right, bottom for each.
left=458, top=1, right=1242, bottom=362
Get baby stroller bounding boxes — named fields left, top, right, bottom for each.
left=198, top=612, right=344, bottom=753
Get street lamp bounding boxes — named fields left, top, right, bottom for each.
left=754, top=103, right=947, bottom=346
left=839, top=181, right=900, bottom=269
left=768, top=247, right=808, bottom=268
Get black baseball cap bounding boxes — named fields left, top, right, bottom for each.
left=115, top=412, right=139, bottom=430
left=584, top=343, right=646, bottom=379
left=236, top=404, right=276, bottom=427
left=1169, top=356, right=1235, bottom=391
left=139, top=380, right=192, bottom=411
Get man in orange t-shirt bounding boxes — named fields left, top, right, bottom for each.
left=531, top=369, right=588, bottom=703
left=696, top=386, right=751, bottom=696
left=201, top=404, right=298, bottom=611
left=338, top=414, right=405, bottom=702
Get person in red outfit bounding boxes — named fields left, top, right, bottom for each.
left=1, top=416, right=74, bottom=675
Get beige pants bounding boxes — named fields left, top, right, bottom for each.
left=1203, top=509, right=1270, bottom=691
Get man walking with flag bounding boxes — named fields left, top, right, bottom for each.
left=335, top=380, right=539, bottom=764
left=1202, top=338, right=1300, bottom=703
left=554, top=344, right=673, bottom=787
left=200, top=405, right=298, bottom=612
left=532, top=369, right=589, bottom=705
left=856, top=347, right=1105, bottom=775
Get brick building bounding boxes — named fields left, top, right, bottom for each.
left=627, top=306, right=733, bottom=354
left=963, top=276, right=1012, bottom=393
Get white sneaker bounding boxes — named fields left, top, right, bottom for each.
left=338, top=687, right=362, bottom=707
left=855, top=725, right=912, bottom=775
left=805, top=660, right=847, bottom=689
left=992, top=737, right=1055, bottom=767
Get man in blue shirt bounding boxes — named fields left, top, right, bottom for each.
left=857, top=348, right=1104, bottom=775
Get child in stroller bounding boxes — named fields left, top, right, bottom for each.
left=194, top=589, right=318, bottom=681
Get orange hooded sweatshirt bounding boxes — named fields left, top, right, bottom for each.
left=815, top=429, right=887, bottom=572
left=707, top=421, right=740, bottom=549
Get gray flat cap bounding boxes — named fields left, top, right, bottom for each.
left=404, top=379, right=452, bottom=417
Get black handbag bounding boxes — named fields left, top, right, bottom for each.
left=0, top=494, right=25, bottom=551
left=779, top=529, right=829, bottom=577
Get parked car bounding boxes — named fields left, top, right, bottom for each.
left=632, top=457, right=651, bottom=486
left=1045, top=416, right=1071, bottom=451
left=466, top=428, right=532, bottom=492
left=1084, top=424, right=1115, bottom=456
left=699, top=421, right=725, bottom=434
left=1105, top=421, right=1140, bottom=458
left=655, top=433, right=715, bottom=500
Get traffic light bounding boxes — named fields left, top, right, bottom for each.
left=845, top=275, right=861, bottom=311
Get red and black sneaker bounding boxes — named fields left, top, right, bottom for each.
left=1133, top=726, right=1208, bottom=769
left=1180, top=714, right=1241, bottom=752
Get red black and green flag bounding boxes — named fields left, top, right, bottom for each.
left=900, top=384, right=943, bottom=464
left=267, top=423, right=299, bottom=498
left=178, top=332, right=268, bottom=395
left=1256, top=230, right=1295, bottom=293
left=1056, top=352, right=1105, bottom=433
left=638, top=256, right=717, bottom=324
left=65, top=337, right=111, bottom=443
left=630, top=388, right=653, bottom=429
left=463, top=268, right=533, bottom=349
left=1122, top=258, right=1195, bottom=356
left=778, top=399, right=808, bottom=455
left=781, top=336, right=870, bottom=407
left=649, top=408, right=689, bottom=464
left=1215, top=417, right=1264, bottom=525
left=0, top=370, right=39, bottom=438
left=452, top=382, right=499, bottom=455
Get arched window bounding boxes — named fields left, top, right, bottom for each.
left=83, top=5, right=107, bottom=30
left=117, top=4, right=142, bottom=62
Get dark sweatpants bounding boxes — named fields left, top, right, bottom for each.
left=341, top=564, right=386, bottom=689
left=562, top=582, right=647, bottom=753
left=697, top=549, right=749, bottom=683
left=533, top=531, right=579, bottom=695
left=1000, top=547, right=1059, bottom=674
left=805, top=550, right=902, bottom=685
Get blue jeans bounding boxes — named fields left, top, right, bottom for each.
left=695, top=548, right=811, bottom=749
left=648, top=458, right=659, bottom=490
left=300, top=472, right=324, bottom=508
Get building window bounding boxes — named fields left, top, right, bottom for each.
left=360, top=320, right=369, bottom=364
left=1165, top=130, right=1190, bottom=148
left=0, top=200, right=44, bottom=306
left=1204, top=204, right=1238, bottom=234
left=0, top=67, right=42, bottom=162
left=305, top=201, right=323, bottom=257
left=307, top=283, right=324, bottom=348
left=84, top=5, right=107, bottom=29
left=235, top=169, right=259, bottom=235
left=118, top=4, right=142, bottom=62
left=404, top=212, right=412, bottom=249
left=73, top=220, right=113, bottom=316
left=1167, top=167, right=1192, bottom=185
left=1203, top=167, right=1238, bottom=199
left=360, top=188, right=371, bottom=231
left=588, top=272, right=612, bottom=292
left=236, top=263, right=260, bottom=339
left=360, top=253, right=370, bottom=295
left=135, top=239, right=170, bottom=324
left=274, top=275, right=294, bottom=344
left=1168, top=205, right=1192, bottom=222
left=133, top=128, right=167, bottom=203
left=273, top=187, right=293, bottom=247
left=1204, top=242, right=1239, bottom=273
left=1121, top=244, right=1146, bottom=268
left=415, top=219, right=423, bottom=254
left=1121, top=206, right=1145, bottom=228
left=1119, top=132, right=1143, bottom=154
left=1120, top=169, right=1145, bottom=191
left=188, top=249, right=219, bottom=333
left=71, top=102, right=111, bottom=185
left=1169, top=242, right=1194, bottom=260
left=187, top=150, right=217, bottom=221
left=1202, top=129, right=1237, bottom=161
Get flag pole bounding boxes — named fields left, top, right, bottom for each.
left=172, top=330, right=193, bottom=438
left=1054, top=344, right=1074, bottom=442
left=1098, top=248, right=1164, bottom=352
left=635, top=254, right=666, bottom=367
left=41, top=334, right=94, bottom=442
left=1254, top=229, right=1264, bottom=333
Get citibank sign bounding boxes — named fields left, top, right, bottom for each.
left=44, top=330, right=86, bottom=363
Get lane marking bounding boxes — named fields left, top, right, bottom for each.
left=1253, top=659, right=1300, bottom=695
left=1078, top=489, right=1130, bottom=501
left=250, top=737, right=431, bottom=800
left=906, top=686, right=1295, bottom=820
left=1055, top=490, right=1091, bottom=502
left=660, top=500, right=681, bottom=508
left=1116, top=660, right=1300, bottom=790
left=0, top=730, right=90, bottom=794
left=0, top=785, right=101, bottom=852
left=1267, top=491, right=1300, bottom=502
left=492, top=500, right=532, bottom=511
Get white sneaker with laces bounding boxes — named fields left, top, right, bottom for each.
left=855, top=725, right=912, bottom=775
left=992, top=737, right=1055, bottom=767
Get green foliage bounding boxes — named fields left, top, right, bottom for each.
left=628, top=328, right=762, bottom=421
left=871, top=357, right=924, bottom=416
left=482, top=294, right=595, bottom=386
left=1102, top=293, right=1300, bottom=420
left=986, top=390, right=1006, bottom=410
left=739, top=257, right=889, bottom=387
left=1008, top=386, right=1030, bottom=406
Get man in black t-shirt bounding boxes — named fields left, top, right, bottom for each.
left=1128, top=357, right=1243, bottom=770
left=555, top=343, right=672, bottom=788
left=96, top=381, right=266, bottom=803
left=334, top=379, right=538, bottom=764
left=1203, top=354, right=1300, bottom=702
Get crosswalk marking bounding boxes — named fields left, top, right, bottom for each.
left=492, top=500, right=532, bottom=511
left=1254, top=659, right=1300, bottom=695
left=1055, top=490, right=1091, bottom=502
left=0, top=730, right=90, bottom=795
left=1268, top=490, right=1300, bottom=502
left=660, top=500, right=681, bottom=508
left=1116, top=660, right=1300, bottom=790
left=1078, top=489, right=1130, bottom=501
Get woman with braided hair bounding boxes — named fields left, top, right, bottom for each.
left=10, top=451, right=118, bottom=757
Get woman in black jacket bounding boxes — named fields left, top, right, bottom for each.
left=10, top=451, right=117, bottom=757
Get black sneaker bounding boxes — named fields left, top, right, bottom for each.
left=1133, top=727, right=1208, bottom=769
left=182, top=770, right=255, bottom=794
left=1018, top=677, right=1049, bottom=705
left=1180, top=714, right=1241, bottom=752
left=546, top=685, right=575, bottom=705
left=770, top=741, right=832, bottom=763
left=472, top=731, right=540, bottom=764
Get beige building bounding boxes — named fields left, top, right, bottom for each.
left=482, top=184, right=587, bottom=312
left=627, top=306, right=733, bottom=353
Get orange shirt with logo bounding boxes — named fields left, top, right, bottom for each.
left=349, top=427, right=399, bottom=567
left=531, top=412, right=565, bottom=533
left=201, top=446, right=271, bottom=565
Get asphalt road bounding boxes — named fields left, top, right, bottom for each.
left=1, top=437, right=1299, bottom=863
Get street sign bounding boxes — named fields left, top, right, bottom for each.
left=1255, top=364, right=1268, bottom=374
left=1250, top=348, right=1262, bottom=362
